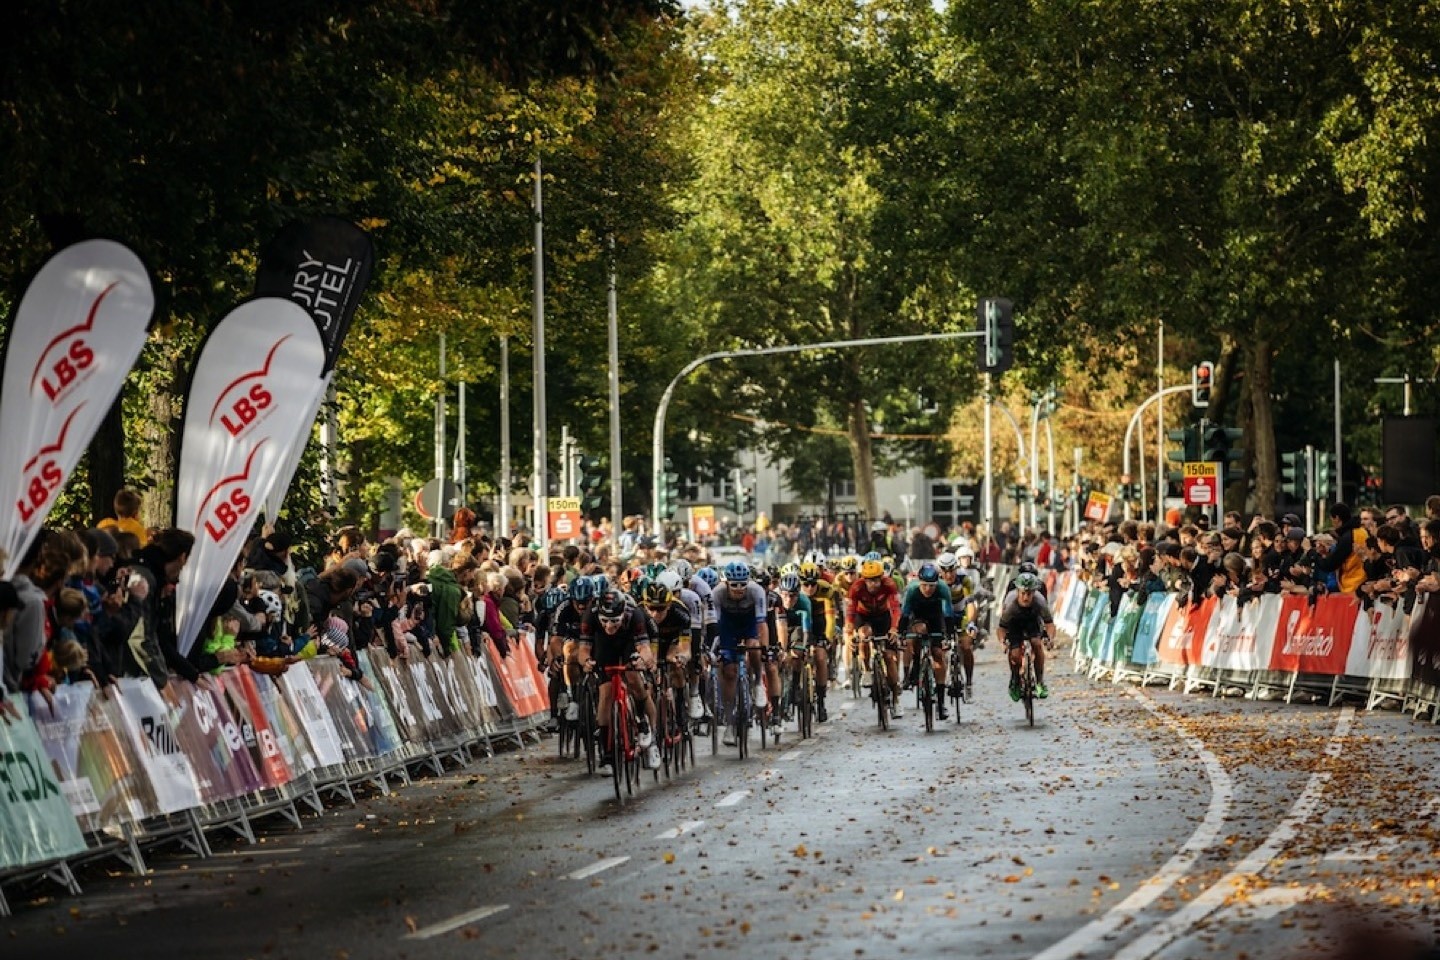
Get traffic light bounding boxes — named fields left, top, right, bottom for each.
left=741, top=485, right=756, bottom=514
left=659, top=458, right=680, bottom=519
left=1200, top=422, right=1244, bottom=475
left=976, top=297, right=1014, bottom=374
left=1165, top=426, right=1198, bottom=482
left=578, top=455, right=605, bottom=512
left=1315, top=451, right=1335, bottom=499
left=1280, top=450, right=1307, bottom=498
left=1008, top=483, right=1030, bottom=503
left=1192, top=361, right=1214, bottom=408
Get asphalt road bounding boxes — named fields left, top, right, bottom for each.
left=6, top=640, right=1440, bottom=960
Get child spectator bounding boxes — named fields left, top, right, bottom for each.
left=98, top=487, right=149, bottom=548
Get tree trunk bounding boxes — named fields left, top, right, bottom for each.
left=846, top=396, right=878, bottom=521
left=1248, top=337, right=1277, bottom=516
left=142, top=352, right=184, bottom=531
left=88, top=393, right=127, bottom=526
left=1209, top=332, right=1239, bottom=426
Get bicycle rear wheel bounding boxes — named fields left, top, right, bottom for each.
left=581, top=681, right=598, bottom=775
left=654, top=680, right=670, bottom=781
left=921, top=660, right=935, bottom=733
left=1022, top=648, right=1036, bottom=728
left=709, top=666, right=721, bottom=755
left=799, top=664, right=814, bottom=740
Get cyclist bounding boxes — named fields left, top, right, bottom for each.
left=642, top=579, right=694, bottom=736
left=754, top=565, right=784, bottom=733
left=580, top=587, right=661, bottom=770
left=846, top=556, right=903, bottom=719
left=936, top=552, right=978, bottom=700
left=776, top=572, right=812, bottom=722
left=897, top=561, right=954, bottom=721
left=534, top=585, right=570, bottom=727
left=997, top=572, right=1055, bottom=701
left=554, top=575, right=599, bottom=725
left=797, top=560, right=836, bottom=721
left=712, top=560, right=769, bottom=747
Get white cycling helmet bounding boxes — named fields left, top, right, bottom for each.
left=936, top=551, right=958, bottom=571
left=956, top=544, right=975, bottom=559
left=655, top=570, right=683, bottom=593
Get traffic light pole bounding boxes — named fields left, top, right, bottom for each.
left=1122, top=384, right=1192, bottom=521
left=651, top=330, right=983, bottom=528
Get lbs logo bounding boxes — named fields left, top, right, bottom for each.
left=29, top=281, right=113, bottom=405
left=197, top=441, right=267, bottom=545
left=16, top=406, right=84, bottom=523
left=208, top=336, right=290, bottom=440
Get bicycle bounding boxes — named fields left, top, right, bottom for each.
left=847, top=634, right=864, bottom=699
left=947, top=640, right=966, bottom=721
left=870, top=637, right=894, bottom=731
left=658, top=660, right=692, bottom=778
left=602, top=663, right=644, bottom=802
left=907, top=627, right=944, bottom=733
left=576, top=670, right=601, bottom=775
left=709, top=650, right=753, bottom=759
left=1016, top=636, right=1038, bottom=727
left=787, top=642, right=817, bottom=740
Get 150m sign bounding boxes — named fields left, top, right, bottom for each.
left=1183, top=461, right=1220, bottom=506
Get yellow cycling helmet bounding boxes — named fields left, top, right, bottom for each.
left=798, top=561, right=821, bottom=583
left=839, top=555, right=859, bottom=574
left=859, top=559, right=884, bottom=579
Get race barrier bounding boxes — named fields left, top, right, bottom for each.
left=1057, top=570, right=1440, bottom=720
left=0, top=642, right=551, bottom=916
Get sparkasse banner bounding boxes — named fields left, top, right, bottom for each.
left=0, top=240, right=154, bottom=575
left=173, top=298, right=326, bottom=655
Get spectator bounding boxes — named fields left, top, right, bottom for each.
left=0, top=582, right=23, bottom=718
left=131, top=528, right=213, bottom=686
left=97, top=487, right=149, bottom=548
left=1316, top=502, right=1366, bottom=594
left=305, top=565, right=359, bottom=636
left=5, top=531, right=63, bottom=697
left=426, top=549, right=462, bottom=653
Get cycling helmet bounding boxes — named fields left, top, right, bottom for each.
left=570, top=576, right=598, bottom=603
left=863, top=551, right=882, bottom=563
left=722, top=560, right=751, bottom=584
left=752, top=567, right=773, bottom=589
left=1013, top=572, right=1042, bottom=592
left=628, top=574, right=651, bottom=599
left=779, top=562, right=800, bottom=577
left=1017, top=561, right=1039, bottom=576
left=596, top=589, right=629, bottom=619
left=917, top=562, right=940, bottom=584
left=655, top=570, right=683, bottom=593
left=859, top=559, right=884, bottom=579
left=258, top=589, right=284, bottom=620
left=778, top=573, right=801, bottom=593
left=671, top=559, right=694, bottom=581
left=643, top=561, right=668, bottom=580
left=804, top=549, right=826, bottom=566
left=956, top=544, right=975, bottom=559
left=539, top=586, right=568, bottom=613
left=839, top=555, right=859, bottom=574
left=696, top=566, right=720, bottom=589
left=642, top=580, right=673, bottom=607
left=798, top=561, right=821, bottom=584
left=882, top=558, right=895, bottom=577
left=936, top=551, right=958, bottom=572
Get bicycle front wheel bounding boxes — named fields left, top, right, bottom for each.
left=610, top=701, right=625, bottom=802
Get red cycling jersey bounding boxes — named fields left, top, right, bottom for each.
left=846, top=576, right=901, bottom=627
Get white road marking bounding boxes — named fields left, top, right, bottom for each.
left=1109, top=707, right=1355, bottom=960
left=716, top=790, right=751, bottom=807
left=564, top=856, right=631, bottom=880
left=1030, top=688, right=1237, bottom=960
left=1214, top=885, right=1328, bottom=922
left=655, top=820, right=705, bottom=840
left=402, top=904, right=510, bottom=940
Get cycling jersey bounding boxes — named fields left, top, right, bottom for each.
left=898, top=580, right=954, bottom=637
left=782, top=592, right=813, bottom=646
left=579, top=600, right=651, bottom=667
left=714, top=580, right=767, bottom=654
left=846, top=576, right=901, bottom=632
left=648, top=600, right=694, bottom=659
left=804, top=579, right=840, bottom=642
left=553, top=602, right=589, bottom=643
left=997, top=597, right=1053, bottom=645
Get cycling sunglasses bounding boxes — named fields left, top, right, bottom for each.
left=598, top=614, right=626, bottom=626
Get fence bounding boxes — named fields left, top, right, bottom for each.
left=0, top=636, right=553, bottom=916
left=1052, top=569, right=1440, bottom=720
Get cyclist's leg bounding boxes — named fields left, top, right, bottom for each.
left=1032, top=636, right=1047, bottom=693
left=596, top=679, right=615, bottom=761
left=1007, top=640, right=1023, bottom=697
left=813, top=640, right=830, bottom=720
left=956, top=628, right=975, bottom=688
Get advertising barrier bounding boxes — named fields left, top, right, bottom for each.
left=1, top=638, right=551, bottom=914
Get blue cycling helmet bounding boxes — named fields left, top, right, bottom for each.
left=722, top=560, right=751, bottom=584
left=917, top=562, right=940, bottom=584
left=696, top=566, right=720, bottom=589
left=570, top=577, right=598, bottom=603
left=778, top=572, right=801, bottom=593
left=863, top=551, right=882, bottom=563
left=628, top=574, right=651, bottom=599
